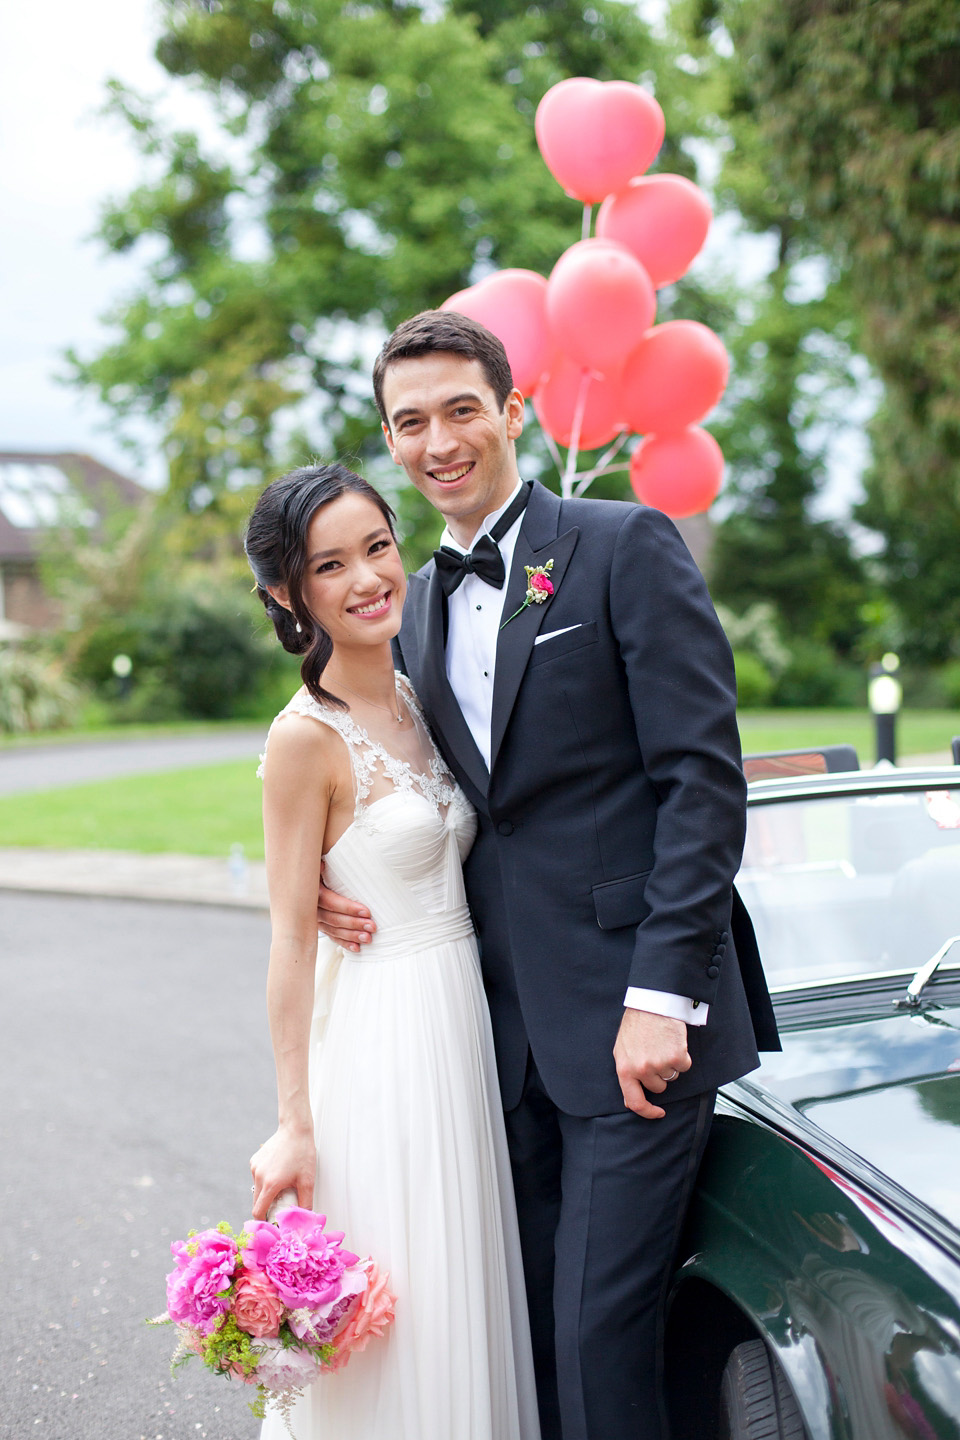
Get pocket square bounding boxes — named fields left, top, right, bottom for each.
left=534, top=624, right=583, bottom=646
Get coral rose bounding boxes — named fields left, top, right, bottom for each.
left=233, top=1269, right=285, bottom=1338
left=328, top=1260, right=397, bottom=1371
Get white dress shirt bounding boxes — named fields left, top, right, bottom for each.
left=440, top=483, right=707, bottom=1027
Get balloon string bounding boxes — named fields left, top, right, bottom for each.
left=581, top=204, right=593, bottom=241
left=572, top=431, right=629, bottom=497
left=562, top=370, right=592, bottom=498
left=541, top=427, right=565, bottom=476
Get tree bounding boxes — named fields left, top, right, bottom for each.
left=72, top=0, right=706, bottom=563
left=678, top=0, right=872, bottom=657
left=718, top=0, right=960, bottom=661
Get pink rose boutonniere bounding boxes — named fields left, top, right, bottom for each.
left=501, top=559, right=555, bottom=629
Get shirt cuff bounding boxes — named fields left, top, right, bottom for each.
left=623, top=987, right=709, bottom=1026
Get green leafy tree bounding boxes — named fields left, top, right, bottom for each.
left=677, top=0, right=872, bottom=657
left=72, top=0, right=704, bottom=535
left=717, top=0, right=960, bottom=661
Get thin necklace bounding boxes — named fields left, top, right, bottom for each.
left=335, top=677, right=405, bottom=724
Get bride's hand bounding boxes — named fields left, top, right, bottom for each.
left=250, top=1125, right=316, bottom=1220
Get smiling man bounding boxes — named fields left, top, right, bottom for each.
left=318, top=310, right=779, bottom=1440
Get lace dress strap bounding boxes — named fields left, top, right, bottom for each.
left=259, top=682, right=459, bottom=822
left=258, top=688, right=380, bottom=821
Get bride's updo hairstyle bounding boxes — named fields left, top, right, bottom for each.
left=245, top=463, right=397, bottom=708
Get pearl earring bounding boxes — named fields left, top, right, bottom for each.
left=295, top=621, right=302, bottom=634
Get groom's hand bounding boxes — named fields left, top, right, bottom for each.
left=614, top=1010, right=691, bottom=1120
left=316, top=864, right=377, bottom=952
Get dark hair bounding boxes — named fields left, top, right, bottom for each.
left=244, top=463, right=396, bottom=708
left=373, top=309, right=514, bottom=426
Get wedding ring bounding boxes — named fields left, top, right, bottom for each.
left=666, top=1068, right=679, bottom=1081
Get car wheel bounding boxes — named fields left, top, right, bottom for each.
left=720, top=1338, right=806, bottom=1440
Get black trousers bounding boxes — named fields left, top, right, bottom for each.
left=503, top=1055, right=716, bottom=1440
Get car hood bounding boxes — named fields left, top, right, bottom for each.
left=754, top=1004, right=960, bottom=1230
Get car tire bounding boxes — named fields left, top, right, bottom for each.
left=720, top=1338, right=806, bottom=1440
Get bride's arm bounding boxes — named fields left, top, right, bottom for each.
left=250, top=716, right=346, bottom=1220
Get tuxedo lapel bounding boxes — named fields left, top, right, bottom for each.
left=490, top=484, right=579, bottom=773
left=405, top=567, right=490, bottom=800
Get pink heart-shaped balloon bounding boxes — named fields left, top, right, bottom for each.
left=597, top=174, right=712, bottom=288
left=442, top=270, right=551, bottom=396
left=629, top=427, right=724, bottom=517
left=546, top=239, right=656, bottom=376
left=620, top=321, right=729, bottom=434
left=535, top=78, right=665, bottom=205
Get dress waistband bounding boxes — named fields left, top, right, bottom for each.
left=350, top=903, right=475, bottom=961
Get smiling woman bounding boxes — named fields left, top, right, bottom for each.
left=236, top=460, right=539, bottom=1440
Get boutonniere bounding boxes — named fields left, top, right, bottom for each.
left=500, top=560, right=555, bottom=629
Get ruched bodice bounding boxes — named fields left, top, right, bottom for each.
left=324, top=790, right=476, bottom=944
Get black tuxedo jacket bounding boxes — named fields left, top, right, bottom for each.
left=395, top=481, right=779, bottom=1116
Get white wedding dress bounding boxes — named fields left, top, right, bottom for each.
left=258, top=678, right=540, bottom=1440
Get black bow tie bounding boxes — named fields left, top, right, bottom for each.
left=433, top=483, right=532, bottom=597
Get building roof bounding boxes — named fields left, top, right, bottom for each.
left=0, top=452, right=145, bottom=563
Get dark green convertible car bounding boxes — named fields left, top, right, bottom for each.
left=666, top=746, right=960, bottom=1440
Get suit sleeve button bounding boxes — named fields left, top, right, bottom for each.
left=706, top=964, right=720, bottom=979
left=497, top=820, right=514, bottom=836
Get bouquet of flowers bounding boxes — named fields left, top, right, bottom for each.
left=152, top=1204, right=396, bottom=1432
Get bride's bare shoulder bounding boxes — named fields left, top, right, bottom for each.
left=261, top=697, right=351, bottom=790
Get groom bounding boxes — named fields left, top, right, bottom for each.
left=318, top=310, right=779, bottom=1439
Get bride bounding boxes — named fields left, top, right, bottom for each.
left=245, top=463, right=540, bottom=1440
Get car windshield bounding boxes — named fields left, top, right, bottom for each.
left=738, top=786, right=960, bottom=989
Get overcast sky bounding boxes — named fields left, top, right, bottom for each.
left=0, top=0, right=199, bottom=487
left=1, top=0, right=874, bottom=513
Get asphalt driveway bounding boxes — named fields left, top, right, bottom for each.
left=1, top=890, right=277, bottom=1439
left=0, top=730, right=267, bottom=797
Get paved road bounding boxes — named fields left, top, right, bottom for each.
left=1, top=891, right=277, bottom=1440
left=0, top=730, right=268, bottom=797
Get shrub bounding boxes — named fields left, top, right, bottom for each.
left=715, top=603, right=790, bottom=679
left=942, top=661, right=960, bottom=710
left=71, top=589, right=273, bottom=720
left=733, top=650, right=775, bottom=708
left=772, top=639, right=862, bottom=708
left=0, top=648, right=85, bottom=733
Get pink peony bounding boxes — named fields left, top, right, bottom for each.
left=166, top=1229, right=238, bottom=1336
left=250, top=1336, right=323, bottom=1392
left=327, top=1259, right=397, bottom=1371
left=233, top=1268, right=285, bottom=1338
left=245, top=1207, right=359, bottom=1310
left=287, top=1264, right=367, bottom=1344
left=529, top=572, right=554, bottom=596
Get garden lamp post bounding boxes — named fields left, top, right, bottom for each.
left=868, top=652, right=901, bottom=766
left=111, top=652, right=133, bottom=701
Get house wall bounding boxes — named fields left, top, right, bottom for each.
left=0, top=562, right=60, bottom=629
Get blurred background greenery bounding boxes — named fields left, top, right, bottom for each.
left=4, top=0, right=960, bottom=733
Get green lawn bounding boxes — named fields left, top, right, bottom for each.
left=2, top=709, right=957, bottom=857
left=736, top=708, right=958, bottom=759
left=1, top=759, right=265, bottom=857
